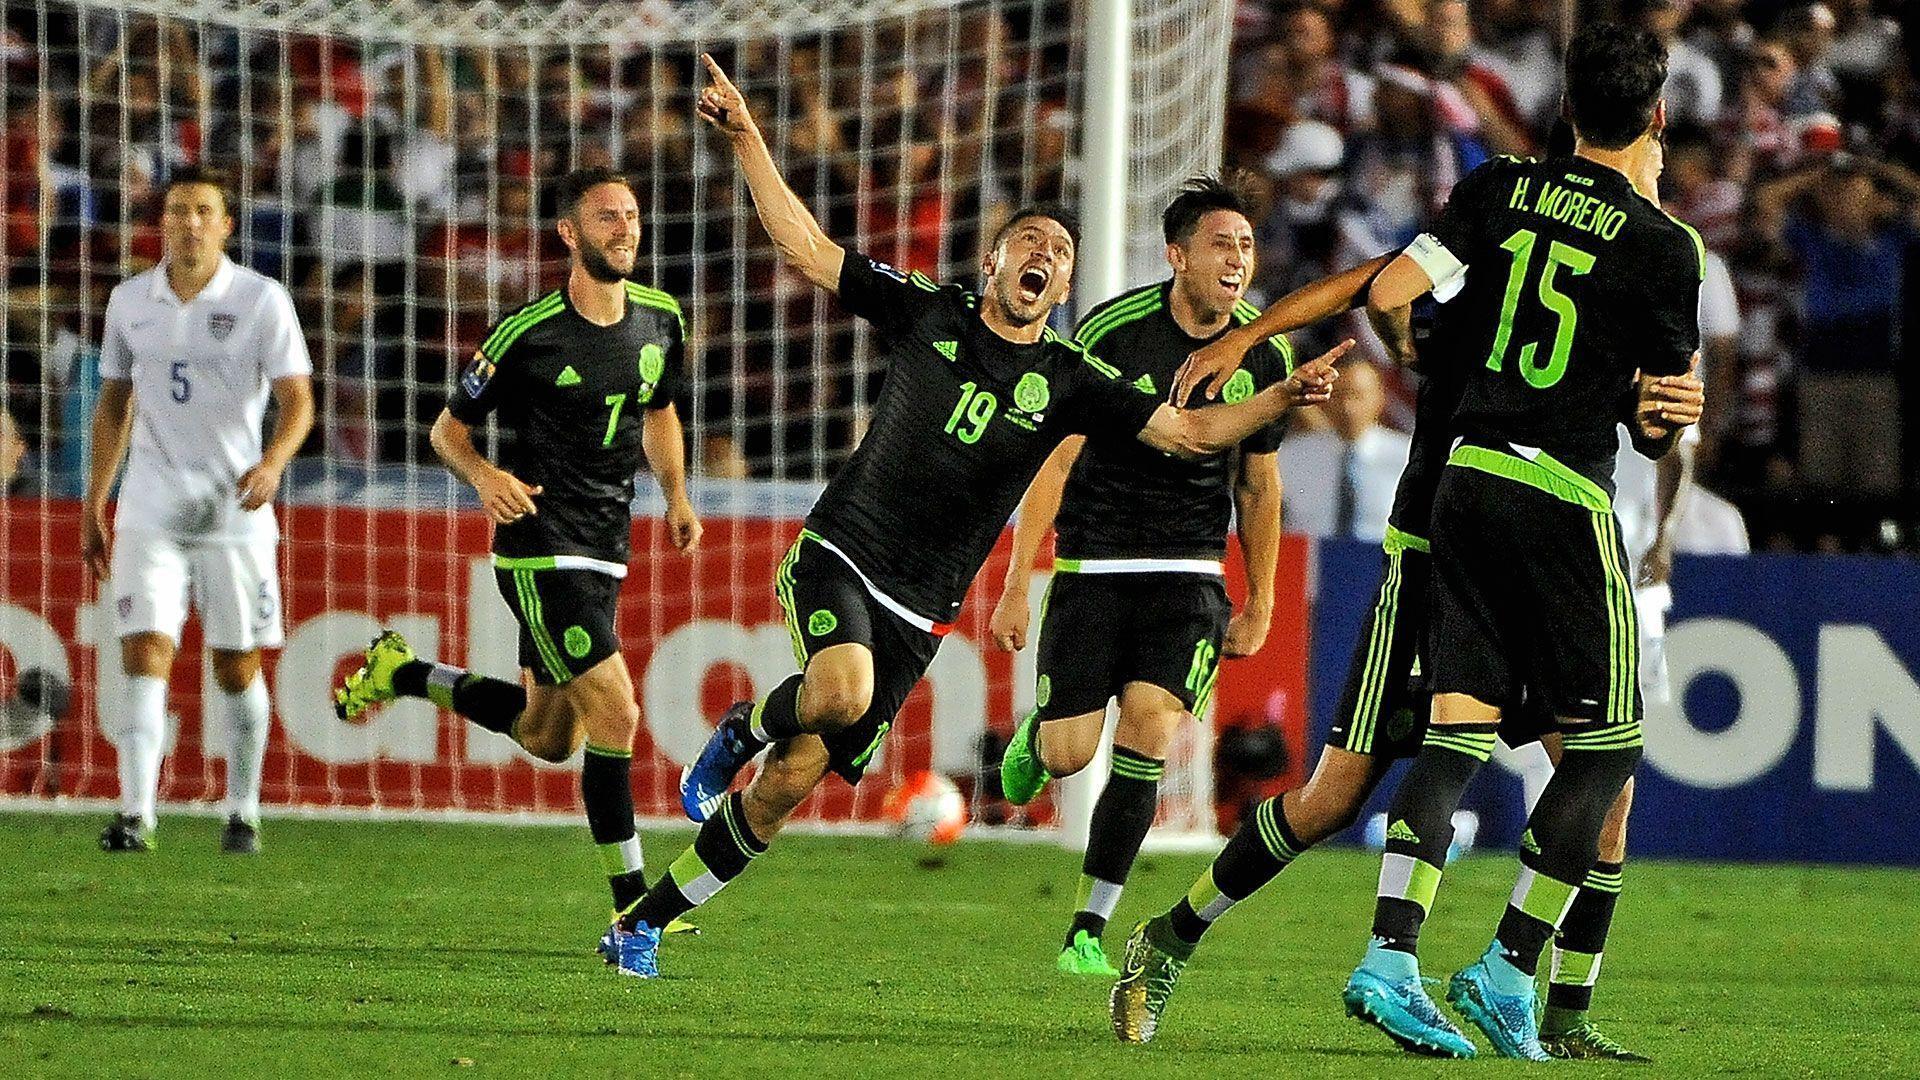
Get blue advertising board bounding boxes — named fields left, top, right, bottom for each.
left=1307, top=539, right=1920, bottom=865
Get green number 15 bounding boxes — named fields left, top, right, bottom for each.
left=1485, top=228, right=1595, bottom=390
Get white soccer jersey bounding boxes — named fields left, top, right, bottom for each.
left=100, top=256, right=312, bottom=541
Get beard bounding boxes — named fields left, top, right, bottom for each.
left=993, top=277, right=1051, bottom=328
left=577, top=240, right=632, bottom=284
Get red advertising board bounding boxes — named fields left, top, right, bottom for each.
left=1, top=498, right=1308, bottom=827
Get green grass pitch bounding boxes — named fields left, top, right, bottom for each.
left=3, top=812, right=1913, bottom=1077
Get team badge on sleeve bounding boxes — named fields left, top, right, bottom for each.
left=461, top=351, right=496, bottom=398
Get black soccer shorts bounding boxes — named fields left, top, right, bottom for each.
left=493, top=564, right=622, bottom=685
left=1327, top=534, right=1433, bottom=761
left=1031, top=570, right=1233, bottom=722
left=775, top=530, right=943, bottom=784
left=1427, top=445, right=1643, bottom=749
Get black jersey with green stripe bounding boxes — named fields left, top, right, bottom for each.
left=1417, top=154, right=1702, bottom=489
left=1053, top=280, right=1295, bottom=562
left=448, top=281, right=689, bottom=564
left=804, top=253, right=1163, bottom=624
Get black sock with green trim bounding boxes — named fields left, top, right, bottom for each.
left=1544, top=860, right=1623, bottom=1029
left=392, top=660, right=525, bottom=734
left=582, top=744, right=646, bottom=911
left=621, top=791, right=766, bottom=932
left=1066, top=748, right=1163, bottom=947
left=1167, top=795, right=1308, bottom=945
left=746, top=673, right=805, bottom=744
left=1370, top=724, right=1496, bottom=954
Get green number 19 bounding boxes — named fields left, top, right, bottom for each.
left=944, top=381, right=998, bottom=444
left=1485, top=228, right=1595, bottom=390
left=602, top=393, right=627, bottom=447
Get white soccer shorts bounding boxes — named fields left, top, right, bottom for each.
left=110, top=530, right=284, bottom=650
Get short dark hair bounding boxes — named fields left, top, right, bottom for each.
left=552, top=167, right=635, bottom=220
left=1564, top=22, right=1668, bottom=150
left=1162, top=175, right=1253, bottom=245
left=162, top=165, right=234, bottom=215
left=992, top=205, right=1080, bottom=253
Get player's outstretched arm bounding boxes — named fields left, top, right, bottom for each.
left=238, top=375, right=314, bottom=511
left=642, top=405, right=701, bottom=554
left=82, top=378, right=135, bottom=580
left=1173, top=253, right=1394, bottom=406
left=429, top=408, right=542, bottom=525
left=990, top=436, right=1083, bottom=652
left=1363, top=253, right=1435, bottom=367
left=1142, top=340, right=1353, bottom=459
left=697, top=53, right=846, bottom=292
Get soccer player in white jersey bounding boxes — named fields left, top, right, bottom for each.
left=83, top=166, right=315, bottom=854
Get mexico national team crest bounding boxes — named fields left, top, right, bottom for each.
left=1221, top=368, right=1256, bottom=404
left=208, top=312, right=237, bottom=341
left=638, top=343, right=665, bottom=385
left=1013, top=372, right=1050, bottom=414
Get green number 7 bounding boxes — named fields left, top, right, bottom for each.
left=602, top=393, right=627, bottom=447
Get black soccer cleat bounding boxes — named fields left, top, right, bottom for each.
left=99, top=814, right=152, bottom=852
left=220, top=815, right=261, bottom=855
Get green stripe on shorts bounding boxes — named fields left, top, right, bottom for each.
left=514, top=568, right=571, bottom=683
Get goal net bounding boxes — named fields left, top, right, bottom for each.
left=0, top=0, right=1237, bottom=845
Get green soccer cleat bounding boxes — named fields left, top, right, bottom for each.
left=1540, top=1019, right=1653, bottom=1062
left=1000, top=710, right=1052, bottom=806
left=334, top=630, right=417, bottom=721
left=1058, top=930, right=1119, bottom=976
left=1109, top=918, right=1192, bottom=1044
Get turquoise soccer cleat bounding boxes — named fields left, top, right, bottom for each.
left=1342, top=943, right=1477, bottom=1058
left=1447, top=953, right=1550, bottom=1061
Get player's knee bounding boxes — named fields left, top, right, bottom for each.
left=1112, top=709, right=1182, bottom=763
left=799, top=676, right=869, bottom=732
left=120, top=634, right=174, bottom=677
left=1037, top=714, right=1102, bottom=776
left=208, top=651, right=261, bottom=694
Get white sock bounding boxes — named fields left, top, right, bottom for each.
left=119, top=675, right=167, bottom=830
left=222, top=677, right=271, bottom=825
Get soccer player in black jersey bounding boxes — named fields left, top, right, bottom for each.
left=332, top=168, right=701, bottom=949
left=984, top=178, right=1294, bottom=978
left=1112, top=255, right=1698, bottom=1051
left=596, top=55, right=1350, bottom=979
left=1329, top=25, right=1705, bottom=1059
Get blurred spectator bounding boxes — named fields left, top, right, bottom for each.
left=420, top=178, right=551, bottom=349
left=1425, top=0, right=1536, bottom=156
left=312, top=122, right=409, bottom=269
left=1721, top=38, right=1804, bottom=178
left=1828, top=0, right=1900, bottom=82
left=1780, top=3, right=1843, bottom=116
left=1275, top=360, right=1408, bottom=542
left=1756, top=153, right=1920, bottom=498
left=1269, top=2, right=1376, bottom=135
left=1634, top=0, right=1725, bottom=125
left=1467, top=0, right=1563, bottom=128
left=1662, top=123, right=1744, bottom=251
left=0, top=405, right=29, bottom=493
left=1254, top=121, right=1348, bottom=310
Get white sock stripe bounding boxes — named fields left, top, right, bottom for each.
left=615, top=836, right=644, bottom=875
left=748, top=717, right=771, bottom=743
left=1508, top=866, right=1536, bottom=909
left=678, top=871, right=725, bottom=906
left=1378, top=852, right=1418, bottom=900
left=427, top=664, right=463, bottom=693
left=1197, top=893, right=1236, bottom=921
left=1549, top=948, right=1604, bottom=987
left=1083, top=878, right=1124, bottom=920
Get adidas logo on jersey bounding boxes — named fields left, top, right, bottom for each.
left=556, top=365, right=582, bottom=386
left=1132, top=373, right=1156, bottom=395
left=933, top=340, right=958, bottom=362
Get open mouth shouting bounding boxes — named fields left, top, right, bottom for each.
left=1016, top=262, right=1051, bottom=305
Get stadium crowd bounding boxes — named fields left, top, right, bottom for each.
left=3, top=0, right=1917, bottom=552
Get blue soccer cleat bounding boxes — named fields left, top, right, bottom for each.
left=679, top=701, right=759, bottom=822
left=1447, top=953, right=1550, bottom=1061
left=604, top=921, right=662, bottom=979
left=1343, top=945, right=1477, bottom=1058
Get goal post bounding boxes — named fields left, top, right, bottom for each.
left=0, top=0, right=1240, bottom=849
